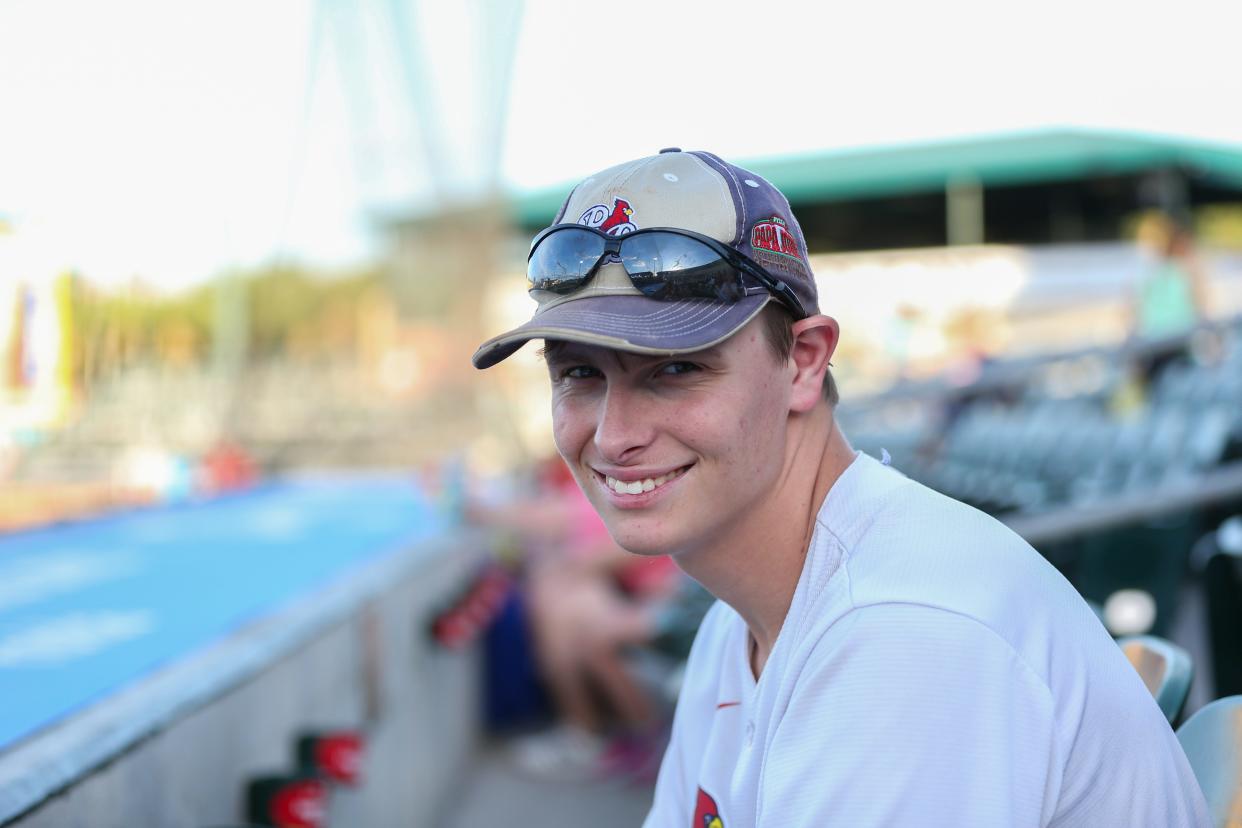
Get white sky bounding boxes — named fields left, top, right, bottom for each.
left=1, top=0, right=1241, bottom=290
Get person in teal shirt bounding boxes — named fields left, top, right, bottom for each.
left=1133, top=220, right=1209, bottom=340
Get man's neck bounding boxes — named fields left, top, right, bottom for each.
left=675, top=408, right=856, bottom=678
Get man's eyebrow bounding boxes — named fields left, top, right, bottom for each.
left=540, top=342, right=721, bottom=366
left=689, top=344, right=724, bottom=359
left=660, top=344, right=724, bottom=363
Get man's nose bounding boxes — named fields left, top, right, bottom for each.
left=594, top=384, right=656, bottom=463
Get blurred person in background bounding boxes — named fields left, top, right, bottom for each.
left=1132, top=213, right=1210, bottom=342
left=473, top=149, right=1209, bottom=826
left=1126, top=213, right=1213, bottom=391
left=467, top=456, right=681, bottom=778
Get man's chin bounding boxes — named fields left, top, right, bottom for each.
left=617, top=541, right=671, bottom=558
left=605, top=526, right=677, bottom=558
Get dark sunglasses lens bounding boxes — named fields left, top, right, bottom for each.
left=528, top=229, right=606, bottom=293
left=621, top=234, right=745, bottom=302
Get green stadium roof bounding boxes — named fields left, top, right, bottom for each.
left=509, top=128, right=1242, bottom=228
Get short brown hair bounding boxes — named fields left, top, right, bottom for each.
left=758, top=305, right=839, bottom=406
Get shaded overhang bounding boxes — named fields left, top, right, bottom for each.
left=508, top=128, right=1242, bottom=230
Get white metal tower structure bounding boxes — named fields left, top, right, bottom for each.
left=319, top=0, right=524, bottom=218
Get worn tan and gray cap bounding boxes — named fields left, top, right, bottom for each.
left=471, top=148, right=819, bottom=369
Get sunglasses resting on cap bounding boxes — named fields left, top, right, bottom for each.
left=472, top=149, right=820, bottom=369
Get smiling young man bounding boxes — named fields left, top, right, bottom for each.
left=472, top=149, right=1208, bottom=827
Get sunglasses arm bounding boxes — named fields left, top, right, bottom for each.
left=740, top=261, right=806, bottom=318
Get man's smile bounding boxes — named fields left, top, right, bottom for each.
left=592, top=464, right=693, bottom=497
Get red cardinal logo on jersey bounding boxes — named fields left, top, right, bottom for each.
left=578, top=198, right=637, bottom=236
left=694, top=788, right=724, bottom=827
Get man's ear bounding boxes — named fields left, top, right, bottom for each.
left=788, top=315, right=839, bottom=413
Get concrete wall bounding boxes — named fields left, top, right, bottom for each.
left=3, top=538, right=485, bottom=828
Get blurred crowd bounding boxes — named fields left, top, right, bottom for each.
left=0, top=438, right=258, bottom=533
left=463, top=456, right=705, bottom=781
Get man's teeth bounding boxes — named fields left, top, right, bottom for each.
left=605, top=468, right=685, bottom=495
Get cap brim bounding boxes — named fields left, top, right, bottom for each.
left=472, top=294, right=771, bottom=369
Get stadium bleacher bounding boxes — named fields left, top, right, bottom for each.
left=846, top=318, right=1242, bottom=517
left=1200, top=516, right=1242, bottom=697
left=842, top=316, right=1242, bottom=670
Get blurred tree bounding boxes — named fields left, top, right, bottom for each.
left=72, top=265, right=384, bottom=378
left=1126, top=205, right=1242, bottom=251
left=247, top=265, right=380, bottom=357
left=74, top=279, right=213, bottom=383
left=1196, top=205, right=1242, bottom=250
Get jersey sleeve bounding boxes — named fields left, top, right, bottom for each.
left=757, top=603, right=1060, bottom=827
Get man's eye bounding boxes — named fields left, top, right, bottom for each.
left=559, top=365, right=600, bottom=380
left=659, top=361, right=700, bottom=376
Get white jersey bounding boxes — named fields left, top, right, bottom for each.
left=644, top=452, right=1208, bottom=827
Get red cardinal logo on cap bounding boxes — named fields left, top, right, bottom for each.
left=693, top=788, right=724, bottom=827
left=578, top=198, right=637, bottom=236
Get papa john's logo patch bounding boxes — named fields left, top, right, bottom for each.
left=694, top=787, right=724, bottom=828
left=749, top=215, right=808, bottom=279
left=578, top=197, right=637, bottom=236
left=750, top=215, right=802, bottom=261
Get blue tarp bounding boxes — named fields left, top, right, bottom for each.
left=0, top=476, right=447, bottom=751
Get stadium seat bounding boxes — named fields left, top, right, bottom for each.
left=1201, top=517, right=1242, bottom=696
left=1117, top=635, right=1193, bottom=725
left=1078, top=516, right=1194, bottom=639
left=1176, top=695, right=1242, bottom=828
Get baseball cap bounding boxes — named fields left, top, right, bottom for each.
left=471, top=148, right=820, bottom=369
